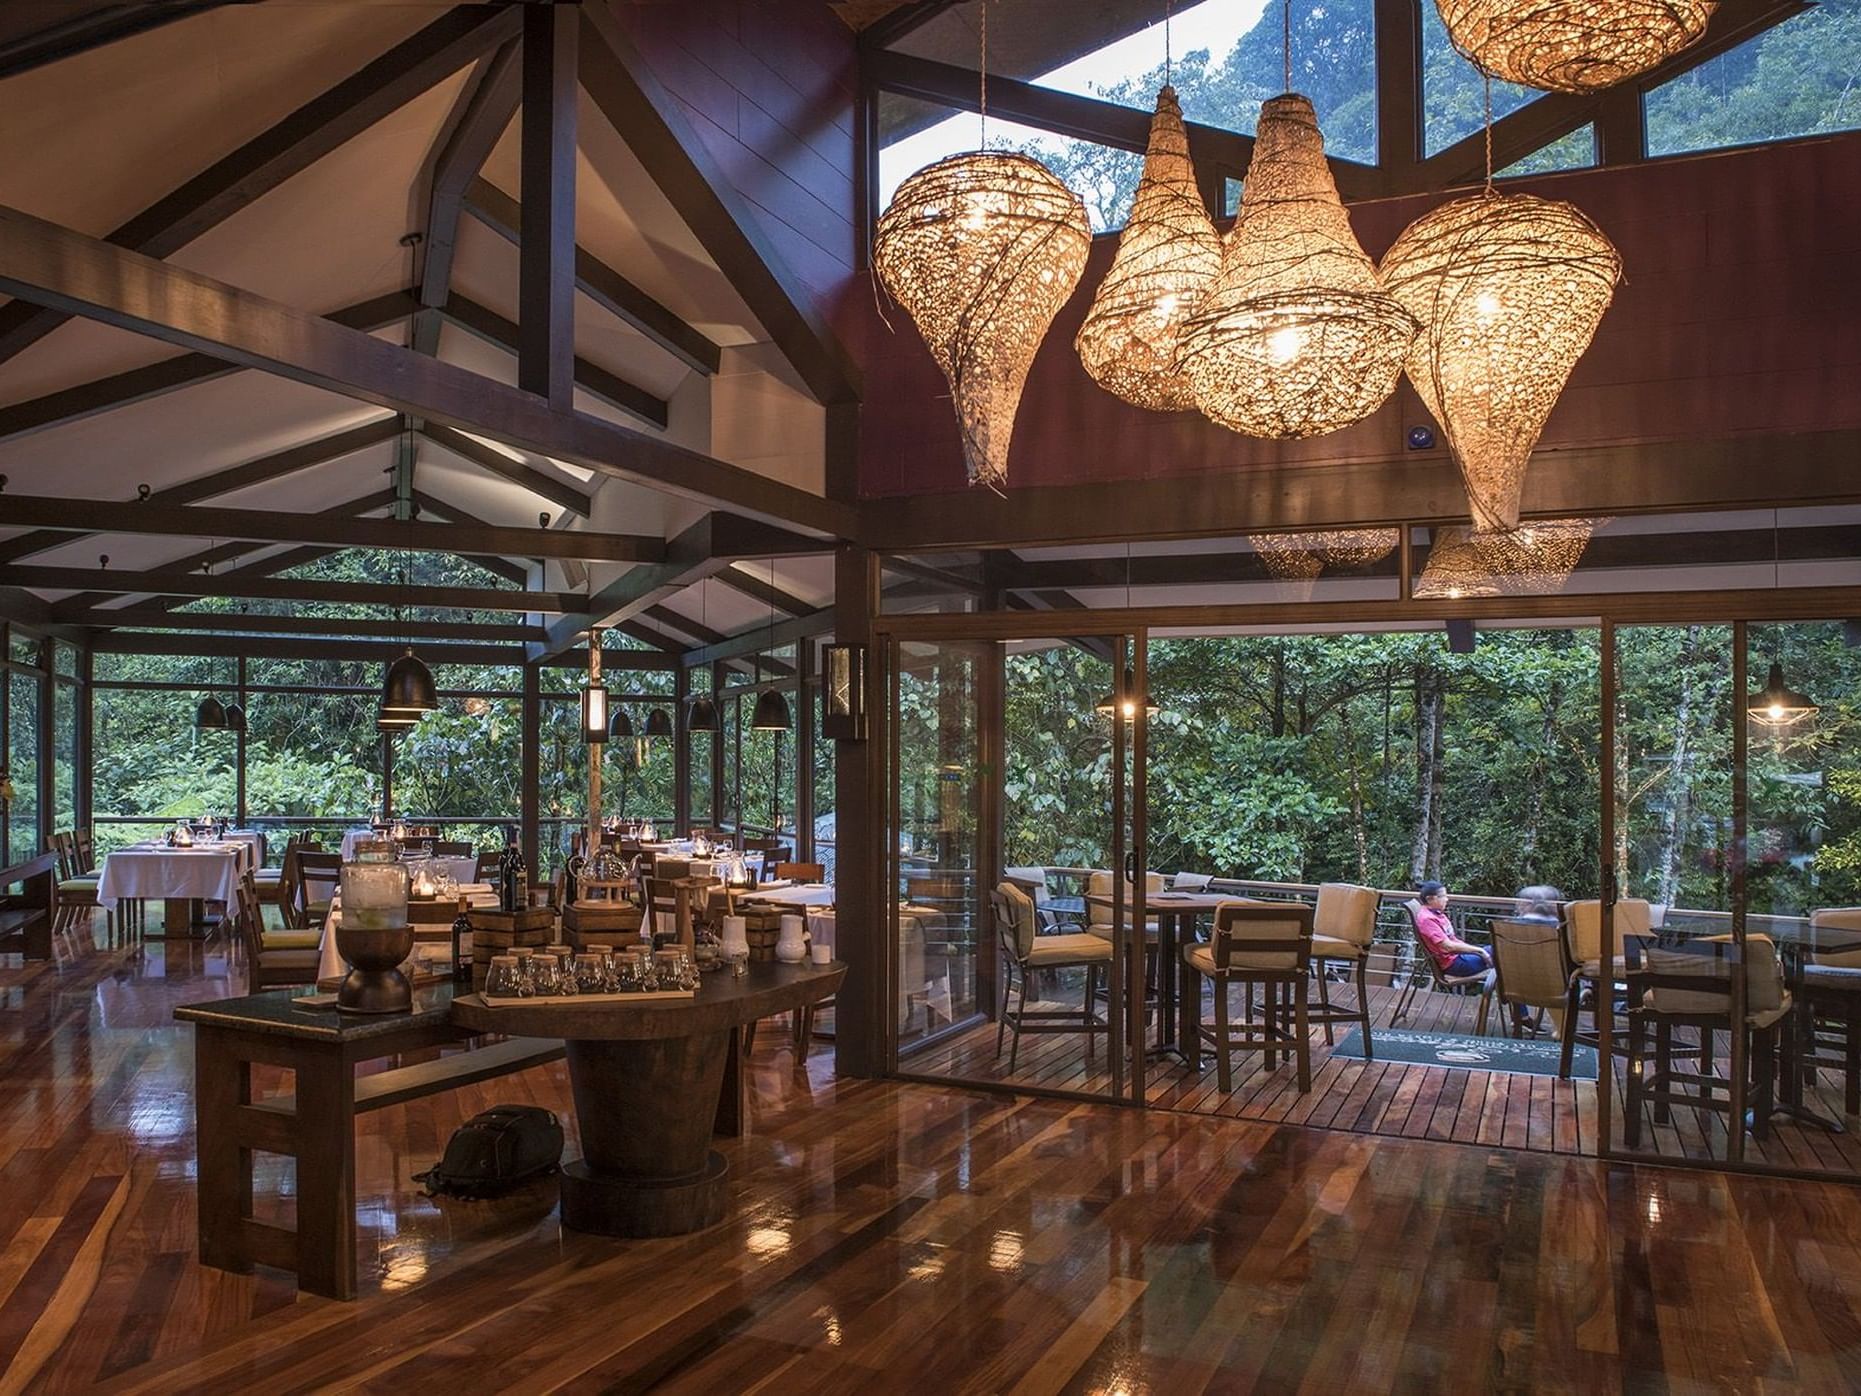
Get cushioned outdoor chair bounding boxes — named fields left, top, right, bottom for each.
left=992, top=882, right=1112, bottom=1073
left=1491, top=917, right=1575, bottom=1057
left=1306, top=882, right=1381, bottom=1057
left=1182, top=901, right=1315, bottom=1093
left=1391, top=898, right=1495, bottom=1036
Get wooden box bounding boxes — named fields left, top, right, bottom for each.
left=408, top=899, right=459, bottom=925
left=562, top=901, right=643, bottom=942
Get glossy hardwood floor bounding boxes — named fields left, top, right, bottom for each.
left=5, top=918, right=1861, bottom=1392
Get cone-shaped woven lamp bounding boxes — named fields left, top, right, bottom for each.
left=1414, top=518, right=1602, bottom=598
left=1250, top=528, right=1399, bottom=580
left=1436, top=0, right=1716, bottom=93
left=1075, top=86, right=1220, bottom=411
left=875, top=151, right=1090, bottom=488
left=1381, top=192, right=1620, bottom=534
left=1180, top=94, right=1417, bottom=439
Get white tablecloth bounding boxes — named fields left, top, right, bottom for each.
left=221, top=830, right=266, bottom=867
left=739, top=882, right=834, bottom=908
left=97, top=845, right=245, bottom=910
left=338, top=828, right=376, bottom=862
left=404, top=855, right=479, bottom=888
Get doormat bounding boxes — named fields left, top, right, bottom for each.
left=1329, top=1026, right=1596, bottom=1080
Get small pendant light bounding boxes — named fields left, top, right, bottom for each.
left=608, top=706, right=634, bottom=740
left=381, top=646, right=439, bottom=718
left=1095, top=670, right=1159, bottom=721
left=1747, top=660, right=1818, bottom=729
left=750, top=558, right=790, bottom=731
left=195, top=693, right=228, bottom=730
left=686, top=579, right=721, bottom=731
left=643, top=708, right=674, bottom=739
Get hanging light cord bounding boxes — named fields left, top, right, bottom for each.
left=1164, top=0, right=1173, bottom=87
left=1483, top=74, right=1495, bottom=193
left=1283, top=0, right=1292, bottom=93
left=978, top=0, right=989, bottom=150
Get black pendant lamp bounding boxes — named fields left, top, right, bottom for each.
left=195, top=693, right=228, bottom=730
left=643, top=707, right=674, bottom=739
left=224, top=703, right=246, bottom=734
left=685, top=580, right=721, bottom=731
left=1095, top=669, right=1159, bottom=721
left=608, top=706, right=634, bottom=740
left=1747, top=659, right=1818, bottom=728
left=750, top=558, right=791, bottom=731
left=381, top=646, right=439, bottom=718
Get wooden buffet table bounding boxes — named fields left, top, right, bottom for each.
left=451, top=959, right=843, bottom=1239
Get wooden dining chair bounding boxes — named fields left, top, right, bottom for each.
left=772, top=862, right=825, bottom=884
left=473, top=849, right=502, bottom=883
left=235, top=873, right=320, bottom=991
left=294, top=852, right=342, bottom=928
left=1182, top=901, right=1315, bottom=1093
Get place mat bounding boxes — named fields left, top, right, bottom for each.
left=1329, top=1026, right=1596, bottom=1080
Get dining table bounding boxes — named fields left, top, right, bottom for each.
left=98, top=839, right=254, bottom=936
left=1087, top=889, right=1239, bottom=1065
left=735, top=883, right=944, bottom=1032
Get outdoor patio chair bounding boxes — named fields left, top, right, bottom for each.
left=1182, top=901, right=1314, bottom=1093
left=1558, top=898, right=1655, bottom=1070
left=1799, top=908, right=1861, bottom=1115
left=1392, top=898, right=1495, bottom=1035
left=1306, top=882, right=1380, bottom=1057
left=991, top=882, right=1111, bottom=1073
left=1491, top=917, right=1575, bottom=1060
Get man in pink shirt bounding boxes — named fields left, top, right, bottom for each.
left=1414, top=881, right=1494, bottom=986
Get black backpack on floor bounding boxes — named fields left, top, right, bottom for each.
left=415, top=1104, right=564, bottom=1199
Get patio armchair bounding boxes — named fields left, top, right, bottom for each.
left=1392, top=898, right=1495, bottom=1036
left=1558, top=898, right=1655, bottom=1071
left=1491, top=917, right=1575, bottom=1058
left=1800, top=908, right=1861, bottom=1116
left=1182, top=901, right=1315, bottom=1093
left=1306, top=882, right=1380, bottom=1056
left=991, top=882, right=1111, bottom=1073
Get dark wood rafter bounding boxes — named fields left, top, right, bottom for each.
left=0, top=417, right=403, bottom=566
left=860, top=428, right=1861, bottom=551
left=16, top=568, right=578, bottom=617
left=855, top=0, right=962, bottom=51
left=419, top=422, right=594, bottom=520
left=611, top=618, right=687, bottom=654
left=85, top=630, right=537, bottom=666
left=578, top=5, right=861, bottom=407
left=70, top=608, right=543, bottom=644
left=679, top=607, right=836, bottom=670
left=0, top=2, right=227, bottom=81
left=1416, top=0, right=1809, bottom=188
left=0, top=493, right=665, bottom=564
left=0, top=290, right=414, bottom=446
left=712, top=563, right=816, bottom=619
left=518, top=2, right=577, bottom=408
left=464, top=179, right=722, bottom=378
left=1375, top=0, right=1423, bottom=182
left=442, top=293, right=668, bottom=429
left=0, top=5, right=519, bottom=369
left=0, top=203, right=854, bottom=536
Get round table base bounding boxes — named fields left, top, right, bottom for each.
left=559, top=1151, right=728, bottom=1237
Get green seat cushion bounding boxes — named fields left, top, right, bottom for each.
left=252, top=870, right=283, bottom=885
left=58, top=879, right=100, bottom=894
left=261, top=929, right=322, bottom=951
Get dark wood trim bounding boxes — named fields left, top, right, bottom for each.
left=520, top=660, right=541, bottom=870
left=463, top=179, right=721, bottom=377
left=15, top=568, right=576, bottom=616
left=680, top=608, right=836, bottom=670
left=0, top=2, right=227, bottom=81
left=712, top=564, right=816, bottom=619
left=1374, top=0, right=1422, bottom=181
left=858, top=429, right=1861, bottom=551
left=829, top=544, right=880, bottom=1075
left=417, top=423, right=596, bottom=521
left=578, top=5, right=861, bottom=407
left=1595, top=83, right=1648, bottom=167
left=64, top=609, right=542, bottom=643
left=0, top=491, right=663, bottom=564
left=0, top=6, right=518, bottom=368
left=866, top=50, right=1379, bottom=199
left=518, top=3, right=577, bottom=408
left=856, top=0, right=962, bottom=50
left=441, top=294, right=668, bottom=429
left=417, top=41, right=521, bottom=331
left=0, top=290, right=414, bottom=447
left=87, top=631, right=530, bottom=665
left=0, top=203, right=856, bottom=537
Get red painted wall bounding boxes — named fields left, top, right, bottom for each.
left=848, top=131, right=1861, bottom=499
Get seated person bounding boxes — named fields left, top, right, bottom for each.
left=1514, top=884, right=1564, bottom=923
left=1414, top=881, right=1495, bottom=988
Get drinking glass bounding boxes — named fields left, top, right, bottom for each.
left=484, top=955, right=521, bottom=998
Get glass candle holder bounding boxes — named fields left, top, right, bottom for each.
left=340, top=860, right=409, bottom=931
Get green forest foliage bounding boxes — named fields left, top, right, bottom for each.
left=995, top=0, right=1860, bottom=231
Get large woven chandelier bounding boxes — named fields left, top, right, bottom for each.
left=1381, top=192, right=1620, bottom=534
left=1075, top=85, right=1219, bottom=411
left=874, top=150, right=1089, bottom=489
left=1180, top=93, right=1417, bottom=439
left=1435, top=0, right=1717, bottom=94
left=1414, top=518, right=1604, bottom=598
left=1251, top=528, right=1400, bottom=579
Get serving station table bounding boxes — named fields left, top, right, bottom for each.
left=451, top=959, right=843, bottom=1239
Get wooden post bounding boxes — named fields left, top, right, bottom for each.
left=833, top=544, right=884, bottom=1076
left=518, top=1, right=577, bottom=407
left=76, top=641, right=93, bottom=837
left=234, top=654, right=247, bottom=826
left=674, top=663, right=691, bottom=835
left=796, top=637, right=814, bottom=861
left=520, top=659, right=540, bottom=872
left=709, top=660, right=726, bottom=829
left=587, top=632, right=603, bottom=856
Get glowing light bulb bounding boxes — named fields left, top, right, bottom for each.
left=1769, top=703, right=1785, bottom=721
left=1474, top=291, right=1502, bottom=322
left=1267, top=324, right=1306, bottom=366
left=961, top=195, right=990, bottom=232
left=1152, top=291, right=1180, bottom=326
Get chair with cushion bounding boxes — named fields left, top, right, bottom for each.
left=430, top=840, right=473, bottom=857
left=1491, top=917, right=1575, bottom=1059
left=1798, top=908, right=1861, bottom=1116
left=772, top=862, right=826, bottom=884
left=1306, top=882, right=1380, bottom=1054
left=1557, top=898, right=1655, bottom=1064
left=991, top=882, right=1112, bottom=1073
left=1084, top=870, right=1165, bottom=943
left=1171, top=872, right=1212, bottom=892
left=294, top=851, right=342, bottom=929
left=235, top=873, right=320, bottom=990
left=1183, top=901, right=1315, bottom=1093
left=1004, top=867, right=1065, bottom=931
left=1392, top=898, right=1495, bottom=1035
left=1625, top=933, right=1790, bottom=1154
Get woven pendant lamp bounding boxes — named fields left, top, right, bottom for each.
left=1075, top=86, right=1220, bottom=411
left=1436, top=0, right=1716, bottom=94
left=1381, top=192, right=1620, bottom=534
left=1249, top=528, right=1399, bottom=580
left=1180, top=94, right=1417, bottom=439
left=1414, top=518, right=1602, bottom=597
left=874, top=151, right=1090, bottom=488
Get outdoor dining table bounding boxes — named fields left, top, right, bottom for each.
left=98, top=839, right=252, bottom=936
left=1087, top=890, right=1244, bottom=1065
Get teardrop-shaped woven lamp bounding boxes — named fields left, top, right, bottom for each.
left=875, top=151, right=1091, bottom=488
left=1381, top=192, right=1620, bottom=534
left=1075, top=86, right=1220, bottom=411
left=1249, top=528, right=1399, bottom=580
left=1435, top=0, right=1716, bottom=94
left=1414, top=517, right=1603, bottom=598
left=1180, top=94, right=1417, bottom=439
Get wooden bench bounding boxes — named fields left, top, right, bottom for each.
left=177, top=986, right=569, bottom=1300
left=0, top=851, right=56, bottom=960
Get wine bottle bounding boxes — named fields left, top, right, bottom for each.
left=450, top=894, right=472, bottom=984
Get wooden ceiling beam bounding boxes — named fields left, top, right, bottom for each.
left=0, top=2, right=227, bottom=81
left=518, top=2, right=577, bottom=409
left=0, top=203, right=854, bottom=537
left=418, top=422, right=594, bottom=520
left=712, top=564, right=817, bottom=618
left=87, top=630, right=532, bottom=666
left=13, top=567, right=577, bottom=615
left=463, top=178, right=721, bottom=378
left=578, top=5, right=860, bottom=405
left=442, top=293, right=667, bottom=429
left=70, top=607, right=542, bottom=644
left=680, top=608, right=834, bottom=669
left=0, top=5, right=518, bottom=368
left=855, top=0, right=963, bottom=50
left=0, top=290, right=414, bottom=446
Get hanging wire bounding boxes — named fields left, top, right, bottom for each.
left=1164, top=0, right=1173, bottom=87
left=1283, top=0, right=1292, bottom=93
left=978, top=0, right=990, bottom=150
left=1483, top=74, right=1495, bottom=193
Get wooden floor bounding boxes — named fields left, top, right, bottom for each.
left=5, top=917, right=1861, bottom=1391
left=906, top=972, right=1861, bottom=1173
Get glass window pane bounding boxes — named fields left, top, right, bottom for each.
left=1421, top=0, right=1539, bottom=156
left=1499, top=123, right=1597, bottom=176
left=1646, top=6, right=1861, bottom=158
left=390, top=699, right=523, bottom=824
left=7, top=673, right=40, bottom=861
left=53, top=642, right=77, bottom=679
left=92, top=653, right=218, bottom=686
left=243, top=692, right=382, bottom=825
left=92, top=685, right=237, bottom=845
left=53, top=681, right=76, bottom=835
